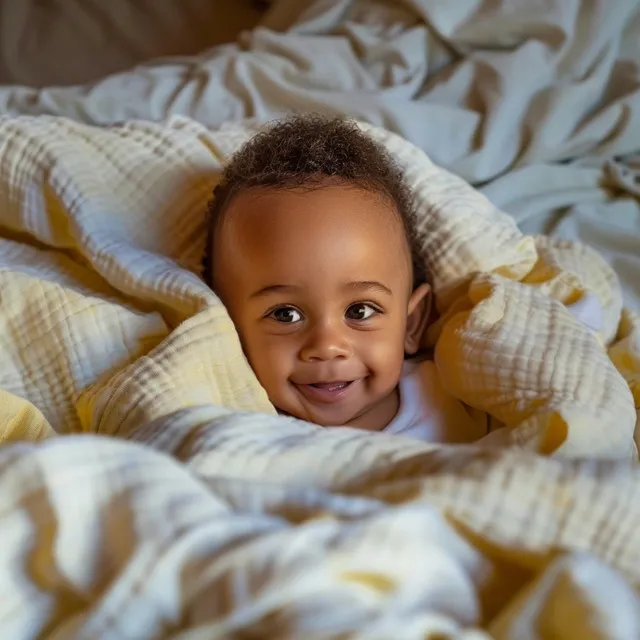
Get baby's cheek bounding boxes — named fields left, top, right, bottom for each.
left=246, top=334, right=292, bottom=382
left=362, top=333, right=404, bottom=376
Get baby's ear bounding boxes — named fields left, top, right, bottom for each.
left=404, top=283, right=432, bottom=354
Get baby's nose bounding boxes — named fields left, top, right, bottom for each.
left=299, top=323, right=352, bottom=362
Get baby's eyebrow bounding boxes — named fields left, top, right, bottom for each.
left=344, top=281, right=393, bottom=296
left=250, top=281, right=393, bottom=299
left=250, top=284, right=299, bottom=299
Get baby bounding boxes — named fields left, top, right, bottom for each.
left=204, top=115, right=487, bottom=444
left=205, top=116, right=604, bottom=444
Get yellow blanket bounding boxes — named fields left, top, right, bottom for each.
left=0, top=118, right=640, bottom=457
left=1, top=115, right=640, bottom=637
left=0, top=115, right=636, bottom=457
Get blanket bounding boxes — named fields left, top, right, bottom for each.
left=2, top=427, right=640, bottom=638
left=0, top=114, right=639, bottom=638
left=1, top=0, right=640, bottom=632
left=0, top=115, right=636, bottom=454
left=1, top=0, right=639, bottom=309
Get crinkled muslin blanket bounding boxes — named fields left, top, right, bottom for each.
left=0, top=114, right=639, bottom=637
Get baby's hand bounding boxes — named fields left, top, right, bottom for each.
left=565, top=291, right=603, bottom=334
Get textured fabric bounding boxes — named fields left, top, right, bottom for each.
left=565, top=291, right=604, bottom=334
left=1, top=424, right=640, bottom=637
left=0, top=114, right=636, bottom=454
left=386, top=298, right=606, bottom=445
left=0, top=114, right=639, bottom=636
left=0, top=390, right=54, bottom=442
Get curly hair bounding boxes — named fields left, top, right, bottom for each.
left=204, top=115, right=428, bottom=288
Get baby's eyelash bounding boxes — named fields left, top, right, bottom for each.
left=344, top=301, right=384, bottom=321
left=351, top=301, right=384, bottom=312
left=263, top=304, right=292, bottom=315
left=263, top=304, right=304, bottom=323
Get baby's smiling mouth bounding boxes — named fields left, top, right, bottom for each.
left=293, top=379, right=359, bottom=404
left=309, top=381, right=351, bottom=391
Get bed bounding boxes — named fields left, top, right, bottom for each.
left=0, top=0, right=639, bottom=637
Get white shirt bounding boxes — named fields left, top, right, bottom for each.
left=384, top=360, right=487, bottom=443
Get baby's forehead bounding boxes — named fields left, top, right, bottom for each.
left=212, top=184, right=413, bottom=290
left=221, top=184, right=408, bottom=244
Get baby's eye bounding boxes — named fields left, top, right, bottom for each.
left=345, top=303, right=378, bottom=321
left=269, top=306, right=303, bottom=323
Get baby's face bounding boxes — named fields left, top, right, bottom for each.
left=213, top=185, right=428, bottom=431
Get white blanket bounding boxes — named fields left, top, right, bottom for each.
left=2, top=424, right=640, bottom=638
left=0, top=0, right=638, bottom=308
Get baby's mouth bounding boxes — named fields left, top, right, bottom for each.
left=294, top=379, right=358, bottom=404
left=309, top=381, right=352, bottom=392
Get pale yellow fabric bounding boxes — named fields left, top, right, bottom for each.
left=0, top=389, right=54, bottom=441
left=609, top=309, right=640, bottom=424
left=0, top=0, right=638, bottom=633
left=3, top=412, right=638, bottom=637
left=360, top=122, right=638, bottom=458
left=0, top=114, right=639, bottom=636
left=0, top=116, right=273, bottom=436
left=0, top=114, right=636, bottom=455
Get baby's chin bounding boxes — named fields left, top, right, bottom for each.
left=278, top=380, right=401, bottom=431
left=275, top=406, right=352, bottom=427
left=275, top=403, right=391, bottom=432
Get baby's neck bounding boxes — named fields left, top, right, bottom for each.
left=343, top=387, right=400, bottom=432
